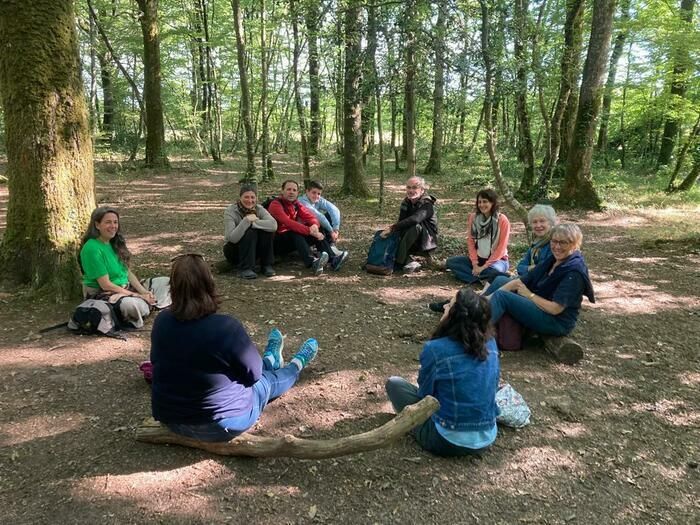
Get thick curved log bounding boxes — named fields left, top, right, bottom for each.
left=543, top=336, right=584, bottom=365
left=136, top=395, right=439, bottom=458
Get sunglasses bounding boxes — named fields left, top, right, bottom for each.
left=170, top=252, right=206, bottom=262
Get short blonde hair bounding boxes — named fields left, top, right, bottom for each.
left=551, top=224, right=583, bottom=250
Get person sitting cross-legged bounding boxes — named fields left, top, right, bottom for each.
left=298, top=179, right=349, bottom=262
left=379, top=176, right=438, bottom=273
left=150, top=253, right=319, bottom=442
left=386, top=288, right=500, bottom=457
left=223, top=184, right=278, bottom=279
left=268, top=179, right=348, bottom=275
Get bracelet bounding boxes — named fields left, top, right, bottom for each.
left=529, top=292, right=535, bottom=299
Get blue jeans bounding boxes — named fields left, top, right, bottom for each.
left=489, top=289, right=569, bottom=336
left=446, top=256, right=510, bottom=284
left=484, top=275, right=514, bottom=295
left=385, top=377, right=482, bottom=457
left=166, top=360, right=300, bottom=442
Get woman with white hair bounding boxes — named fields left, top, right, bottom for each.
left=516, top=204, right=557, bottom=277
left=487, top=224, right=595, bottom=337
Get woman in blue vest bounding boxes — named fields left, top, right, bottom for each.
left=487, top=224, right=595, bottom=337
left=385, top=288, right=500, bottom=456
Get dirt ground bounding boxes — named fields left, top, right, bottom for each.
left=0, top=158, right=698, bottom=524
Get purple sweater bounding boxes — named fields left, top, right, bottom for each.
left=150, top=310, right=262, bottom=424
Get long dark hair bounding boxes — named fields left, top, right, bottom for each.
left=80, top=207, right=131, bottom=267
left=430, top=288, right=492, bottom=360
left=169, top=254, right=221, bottom=321
left=475, top=188, right=500, bottom=216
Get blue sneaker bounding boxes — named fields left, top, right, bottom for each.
left=263, top=328, right=284, bottom=369
left=331, top=250, right=349, bottom=271
left=291, top=338, right=318, bottom=370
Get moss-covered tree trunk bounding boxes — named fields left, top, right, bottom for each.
left=341, top=0, right=369, bottom=196
left=424, top=0, right=446, bottom=175
left=558, top=0, right=616, bottom=210
left=136, top=0, right=169, bottom=168
left=0, top=0, right=95, bottom=299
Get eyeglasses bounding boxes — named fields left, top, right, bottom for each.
left=170, top=252, right=206, bottom=262
left=406, top=185, right=421, bottom=190
left=550, top=239, right=572, bottom=247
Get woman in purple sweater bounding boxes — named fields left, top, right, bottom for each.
left=150, top=254, right=319, bottom=442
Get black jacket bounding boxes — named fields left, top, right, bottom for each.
left=391, top=194, right=438, bottom=252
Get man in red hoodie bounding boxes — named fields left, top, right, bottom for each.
left=268, top=180, right=348, bottom=276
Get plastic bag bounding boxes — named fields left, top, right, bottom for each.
left=496, top=383, right=531, bottom=428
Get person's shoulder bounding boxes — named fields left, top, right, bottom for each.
left=498, top=212, right=510, bottom=224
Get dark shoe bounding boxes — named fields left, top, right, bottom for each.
left=238, top=269, right=257, bottom=279
left=331, top=251, right=349, bottom=271
left=262, top=265, right=276, bottom=277
left=429, top=300, right=449, bottom=313
left=311, top=252, right=329, bottom=276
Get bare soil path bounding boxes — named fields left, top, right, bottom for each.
left=1, top=160, right=698, bottom=524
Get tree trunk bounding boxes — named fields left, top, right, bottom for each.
left=657, top=0, right=696, bottom=167
left=136, top=0, right=169, bottom=168
left=596, top=0, right=631, bottom=153
left=514, top=0, right=535, bottom=194
left=403, top=0, right=417, bottom=178
left=362, top=3, right=378, bottom=164
left=424, top=0, right=446, bottom=175
left=260, top=0, right=273, bottom=180
left=305, top=0, right=322, bottom=155
left=667, top=113, right=700, bottom=191
left=478, top=0, right=529, bottom=230
left=0, top=0, right=95, bottom=298
left=97, top=51, right=114, bottom=138
left=232, top=0, right=256, bottom=181
left=341, top=0, right=369, bottom=196
left=290, top=0, right=311, bottom=183
left=676, top=154, right=700, bottom=191
left=558, top=0, right=616, bottom=210
left=535, top=0, right=585, bottom=197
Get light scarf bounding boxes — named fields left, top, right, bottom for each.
left=529, top=232, right=552, bottom=266
left=471, top=212, right=500, bottom=259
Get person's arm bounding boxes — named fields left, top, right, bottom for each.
left=516, top=247, right=532, bottom=276
left=510, top=279, right=565, bottom=315
left=226, top=321, right=263, bottom=387
left=224, top=205, right=251, bottom=244
left=319, top=196, right=341, bottom=231
left=466, top=213, right=478, bottom=265
left=391, top=200, right=433, bottom=232
left=299, top=196, right=333, bottom=232
left=94, top=271, right=155, bottom=304
left=251, top=205, right=278, bottom=232
left=416, top=345, right=437, bottom=399
left=296, top=201, right=321, bottom=228
left=484, top=214, right=510, bottom=266
left=268, top=199, right=312, bottom=236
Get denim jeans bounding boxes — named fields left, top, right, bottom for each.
left=488, top=288, right=569, bottom=336
left=446, top=256, right=510, bottom=284
left=385, top=377, right=483, bottom=457
left=166, top=360, right=300, bottom=442
left=484, top=275, right=514, bottom=295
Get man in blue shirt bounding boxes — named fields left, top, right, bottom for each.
left=298, top=180, right=349, bottom=261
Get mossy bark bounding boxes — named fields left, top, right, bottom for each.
left=0, top=0, right=95, bottom=300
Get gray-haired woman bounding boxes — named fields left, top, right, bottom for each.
left=516, top=204, right=558, bottom=277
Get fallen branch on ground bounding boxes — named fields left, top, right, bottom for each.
left=136, top=395, right=439, bottom=458
left=542, top=336, right=584, bottom=365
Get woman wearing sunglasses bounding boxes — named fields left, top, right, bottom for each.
left=149, top=254, right=319, bottom=442
left=486, top=224, right=595, bottom=337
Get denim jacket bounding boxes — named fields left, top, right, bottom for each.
left=417, top=336, right=499, bottom=432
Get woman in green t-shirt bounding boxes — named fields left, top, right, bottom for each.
left=79, top=207, right=156, bottom=326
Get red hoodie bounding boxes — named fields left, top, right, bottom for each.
left=268, top=197, right=319, bottom=236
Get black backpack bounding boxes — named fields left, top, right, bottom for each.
left=261, top=196, right=279, bottom=210
left=40, top=298, right=127, bottom=340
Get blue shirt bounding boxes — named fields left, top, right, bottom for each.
left=150, top=311, right=263, bottom=424
left=516, top=240, right=552, bottom=277
left=298, top=194, right=341, bottom=233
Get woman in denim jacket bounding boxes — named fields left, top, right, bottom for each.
left=386, top=288, right=500, bottom=456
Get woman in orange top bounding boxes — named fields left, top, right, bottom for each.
left=446, top=189, right=510, bottom=284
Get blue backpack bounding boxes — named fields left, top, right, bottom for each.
left=365, top=231, right=399, bottom=275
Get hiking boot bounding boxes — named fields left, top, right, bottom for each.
left=311, top=252, right=329, bottom=276
left=263, top=328, right=285, bottom=369
left=428, top=300, right=449, bottom=313
left=331, top=250, right=349, bottom=271
left=262, top=265, right=276, bottom=277
left=239, top=269, right=257, bottom=279
left=402, top=261, right=422, bottom=274
left=291, top=338, right=319, bottom=370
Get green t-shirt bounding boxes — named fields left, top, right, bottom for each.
left=80, top=238, right=129, bottom=289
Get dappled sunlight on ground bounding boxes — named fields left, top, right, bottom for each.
left=591, top=280, right=700, bottom=314
left=630, top=399, right=700, bottom=427
left=489, top=446, right=583, bottom=487
left=0, top=413, right=86, bottom=446
left=369, top=284, right=457, bottom=305
left=677, top=371, right=700, bottom=386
